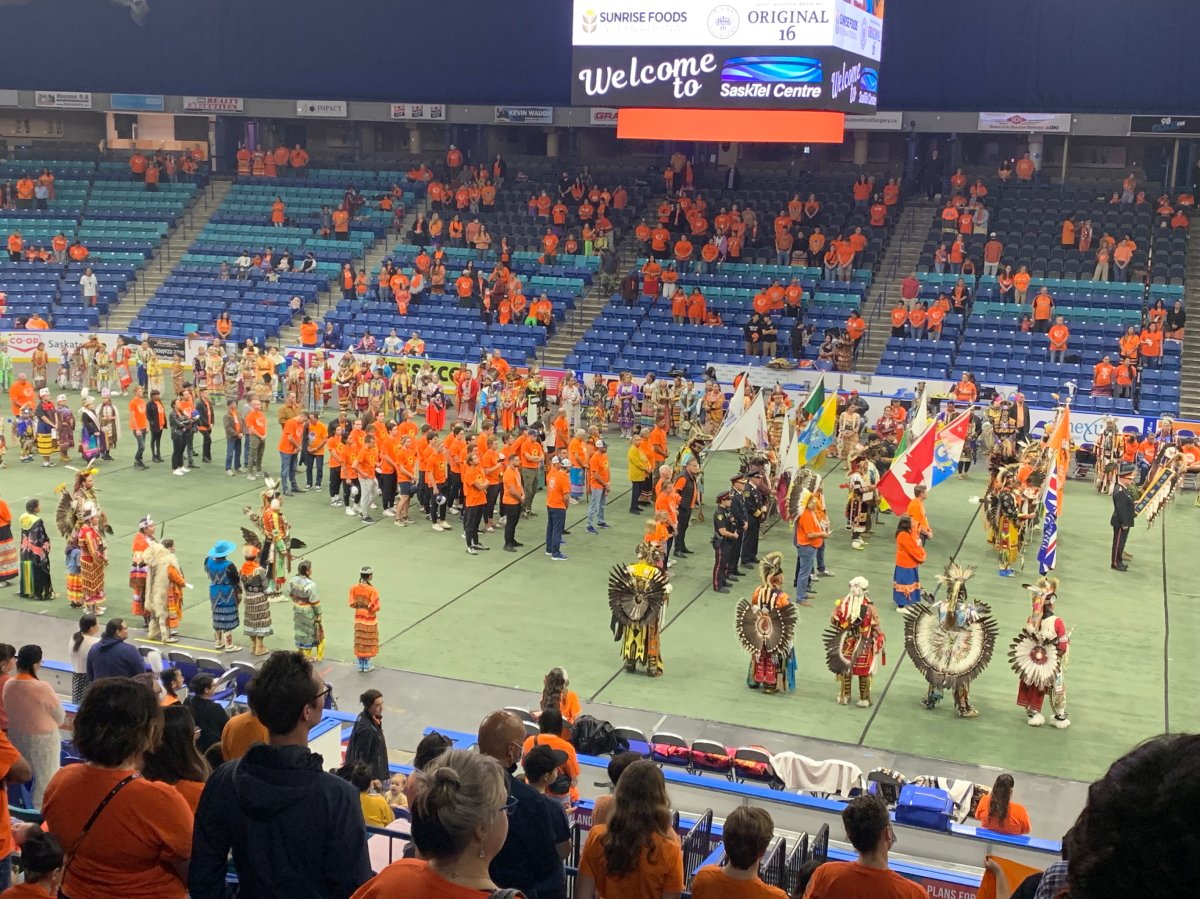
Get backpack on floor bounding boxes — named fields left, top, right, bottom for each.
left=571, top=715, right=618, bottom=755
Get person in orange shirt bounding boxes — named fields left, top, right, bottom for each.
left=425, top=434, right=451, bottom=530
left=391, top=433, right=417, bottom=526
left=500, top=453, right=525, bottom=551
left=127, top=385, right=149, bottom=469
left=1092, top=354, right=1115, bottom=396
left=650, top=225, right=670, bottom=259
left=331, top=206, right=350, bottom=241
left=790, top=491, right=823, bottom=604
left=302, top=412, right=328, bottom=492
left=846, top=310, right=867, bottom=357
left=244, top=399, right=267, bottom=479
left=908, top=302, right=929, bottom=340
left=686, top=288, right=707, bottom=326
left=278, top=413, right=305, bottom=495
left=906, top=485, right=933, bottom=543
left=893, top=515, right=927, bottom=609
left=544, top=455, right=570, bottom=560
left=1048, top=316, right=1070, bottom=363
left=6, top=230, right=22, bottom=262
left=1139, top=321, right=1163, bottom=367
left=1031, top=288, right=1054, bottom=333
left=271, top=197, right=286, bottom=227
left=352, top=431, right=380, bottom=523
left=585, top=440, right=610, bottom=532
left=461, top=449, right=490, bottom=554
left=1012, top=266, right=1031, bottom=305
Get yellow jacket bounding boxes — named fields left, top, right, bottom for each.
left=627, top=442, right=651, bottom=482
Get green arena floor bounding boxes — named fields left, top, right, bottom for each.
left=2, top=385, right=1195, bottom=784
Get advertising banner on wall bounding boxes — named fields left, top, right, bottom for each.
left=588, top=107, right=620, bottom=126
left=977, top=112, right=1071, bottom=133
left=295, top=99, right=348, bottom=118
left=1128, top=115, right=1200, bottom=135
left=844, top=110, right=904, bottom=130
left=495, top=106, right=554, bottom=124
left=389, top=103, right=447, bottom=121
left=110, top=93, right=165, bottom=112
left=183, top=96, right=245, bottom=112
left=34, top=91, right=92, bottom=110
left=0, top=90, right=19, bottom=107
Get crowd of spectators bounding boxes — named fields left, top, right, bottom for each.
left=0, top=633, right=1193, bottom=897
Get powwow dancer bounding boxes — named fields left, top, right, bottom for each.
left=205, top=540, right=242, bottom=653
left=824, top=576, right=886, bottom=706
left=608, top=541, right=671, bottom=677
left=1009, top=577, right=1071, bottom=729
left=287, top=560, right=323, bottom=660
left=129, top=515, right=157, bottom=623
left=348, top=566, right=381, bottom=673
left=143, top=538, right=185, bottom=643
left=735, top=552, right=798, bottom=694
left=242, top=479, right=305, bottom=598
left=842, top=447, right=877, bottom=550
left=904, top=561, right=998, bottom=719
left=76, top=502, right=107, bottom=617
left=238, top=539, right=273, bottom=656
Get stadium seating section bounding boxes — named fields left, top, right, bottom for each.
left=0, top=157, right=203, bottom=329
left=911, top=176, right=1188, bottom=414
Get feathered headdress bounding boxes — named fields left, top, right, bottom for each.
left=758, top=552, right=785, bottom=588
left=935, top=560, right=976, bottom=607
left=608, top=563, right=669, bottom=629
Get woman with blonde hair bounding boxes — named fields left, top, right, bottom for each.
left=576, top=759, right=683, bottom=899
left=351, top=748, right=514, bottom=898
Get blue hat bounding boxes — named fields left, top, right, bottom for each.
left=208, top=540, right=236, bottom=558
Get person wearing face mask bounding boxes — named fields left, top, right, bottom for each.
left=475, top=710, right=570, bottom=899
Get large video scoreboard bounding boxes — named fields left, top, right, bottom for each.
left=571, top=0, right=884, bottom=113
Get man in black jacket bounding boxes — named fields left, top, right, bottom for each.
left=1110, top=462, right=1136, bottom=571
left=85, top=618, right=145, bottom=679
left=184, top=672, right=229, bottom=755
left=190, top=651, right=371, bottom=899
left=195, top=386, right=215, bottom=463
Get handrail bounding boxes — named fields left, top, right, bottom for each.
left=681, top=808, right=715, bottom=886
left=759, top=835, right=787, bottom=889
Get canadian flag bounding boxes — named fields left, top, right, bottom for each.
left=877, top=420, right=939, bottom=515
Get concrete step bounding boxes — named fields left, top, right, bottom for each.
left=105, top=179, right=234, bottom=333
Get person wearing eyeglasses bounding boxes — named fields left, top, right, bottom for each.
left=801, top=794, right=925, bottom=899
left=190, top=651, right=372, bottom=899
left=350, top=749, right=517, bottom=898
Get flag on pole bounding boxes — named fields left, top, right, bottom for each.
left=797, top=395, right=837, bottom=466
left=1038, top=462, right=1060, bottom=574
left=930, top=411, right=974, bottom=487
left=778, top=412, right=796, bottom=476
left=710, top=369, right=749, bottom=447
left=709, top=392, right=769, bottom=453
left=877, top=427, right=907, bottom=513
left=908, top=384, right=929, bottom=436
left=801, top=376, right=825, bottom=417
left=877, top=418, right=939, bottom=514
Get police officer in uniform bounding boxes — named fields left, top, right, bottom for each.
left=727, top=474, right=748, bottom=578
left=740, top=476, right=766, bottom=567
left=712, top=491, right=738, bottom=594
left=1110, top=462, right=1135, bottom=571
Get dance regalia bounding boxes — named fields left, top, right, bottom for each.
left=336, top=362, right=356, bottom=411
left=735, top=553, right=797, bottom=694
left=1135, top=444, right=1187, bottom=525
left=609, top=542, right=670, bottom=677
left=843, top=455, right=877, bottom=548
left=616, top=382, right=638, bottom=431
left=348, top=582, right=381, bottom=661
left=17, top=511, right=52, bottom=601
left=240, top=558, right=273, bottom=641
left=205, top=555, right=241, bottom=633
left=1009, top=578, right=1070, bottom=728
left=78, top=522, right=107, bottom=613
left=288, top=574, right=324, bottom=660
left=702, top=384, right=725, bottom=433
left=144, top=542, right=185, bottom=640
left=905, top=562, right=997, bottom=718
left=588, top=380, right=610, bottom=427
left=824, top=577, right=885, bottom=706
left=130, top=531, right=155, bottom=616
left=113, top=345, right=133, bottom=392
left=836, top=411, right=862, bottom=461
left=1092, top=416, right=1122, bottom=494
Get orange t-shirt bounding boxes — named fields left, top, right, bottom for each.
left=579, top=825, right=684, bottom=899
left=1048, top=324, right=1069, bottom=351
left=129, top=396, right=148, bottom=431
left=502, top=466, right=524, bottom=505
left=462, top=463, right=488, bottom=507
left=350, top=859, right=496, bottom=899
left=42, top=766, right=192, bottom=899
left=794, top=509, right=823, bottom=548
left=974, top=795, right=1032, bottom=835
left=0, top=732, right=19, bottom=861
left=1013, top=272, right=1031, bottom=293
left=522, top=732, right=581, bottom=801
left=546, top=469, right=570, bottom=509
left=804, top=861, right=926, bottom=899
left=1032, top=294, right=1053, bottom=320
left=245, top=409, right=267, bottom=439
left=220, top=711, right=268, bottom=760
left=689, top=866, right=788, bottom=899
